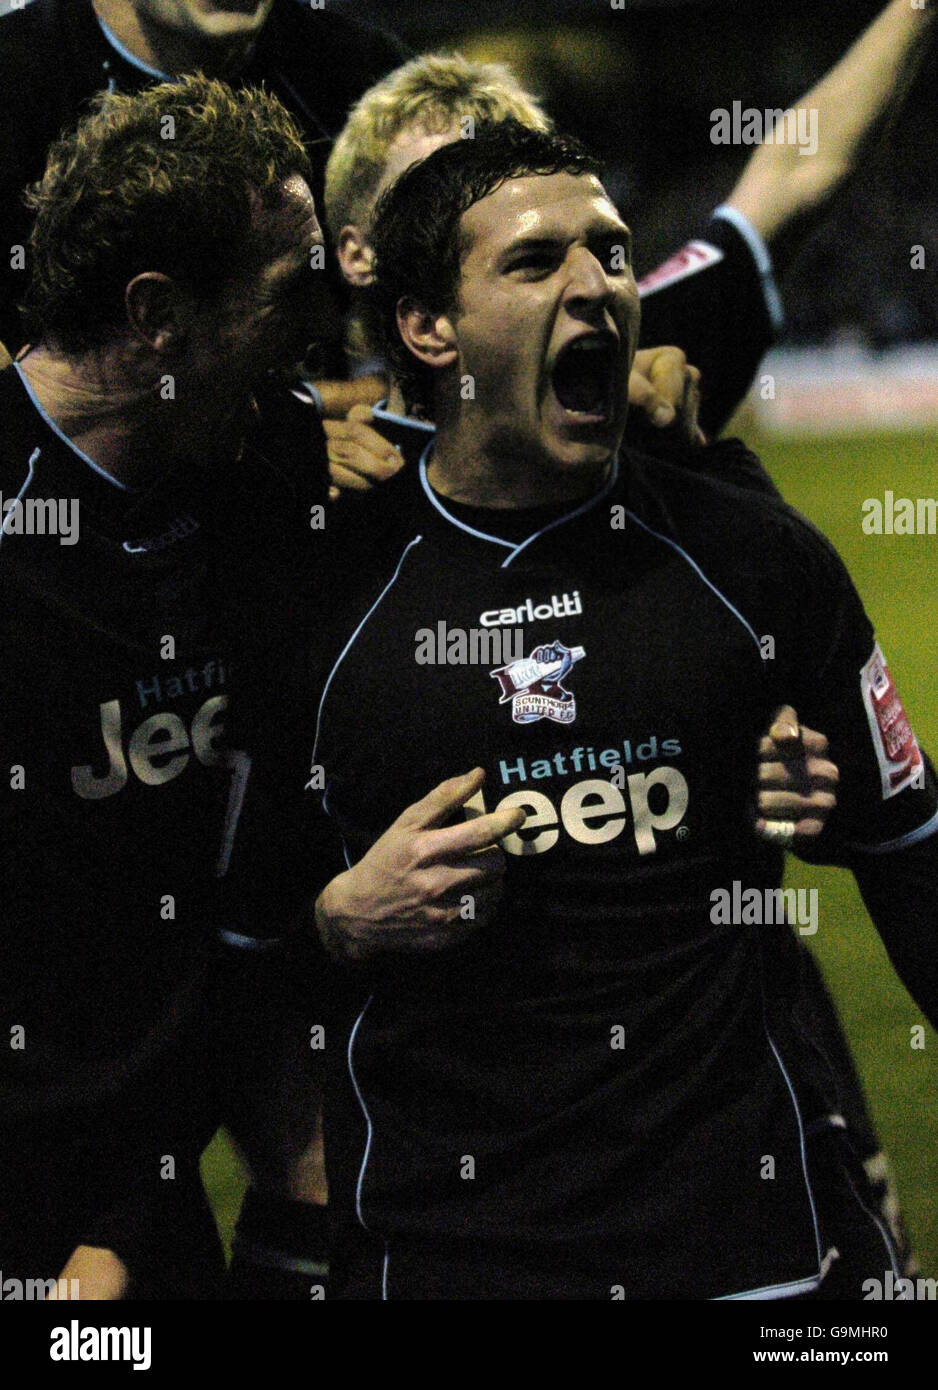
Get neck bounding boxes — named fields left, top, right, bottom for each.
left=93, top=0, right=255, bottom=78
left=19, top=343, right=245, bottom=489
left=427, top=421, right=611, bottom=510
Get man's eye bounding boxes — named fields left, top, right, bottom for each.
left=509, top=254, right=557, bottom=276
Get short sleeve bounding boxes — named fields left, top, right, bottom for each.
left=774, top=522, right=938, bottom=857
left=638, top=209, right=783, bottom=437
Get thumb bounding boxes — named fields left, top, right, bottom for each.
left=769, top=704, right=801, bottom=747
left=347, top=401, right=376, bottom=424
left=628, top=367, right=675, bottom=427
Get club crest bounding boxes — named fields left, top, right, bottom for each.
left=490, top=640, right=585, bottom=725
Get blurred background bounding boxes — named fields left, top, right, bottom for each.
left=206, top=0, right=938, bottom=1284
left=346, top=0, right=938, bottom=346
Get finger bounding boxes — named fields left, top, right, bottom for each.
left=420, top=855, right=507, bottom=900
left=329, top=448, right=401, bottom=484
left=628, top=368, right=675, bottom=428
left=329, top=436, right=404, bottom=483
left=754, top=817, right=797, bottom=845
left=347, top=401, right=377, bottom=424
left=327, top=461, right=374, bottom=492
left=422, top=805, right=526, bottom=858
left=792, top=818, right=827, bottom=839
left=434, top=872, right=506, bottom=909
left=759, top=729, right=830, bottom=761
left=803, top=756, right=839, bottom=787
left=797, top=726, right=830, bottom=756
left=325, top=420, right=404, bottom=466
left=395, top=768, right=487, bottom=831
left=757, top=789, right=837, bottom=818
left=646, top=347, right=691, bottom=419
left=758, top=759, right=792, bottom=785
left=755, top=814, right=826, bottom=842
left=758, top=758, right=839, bottom=791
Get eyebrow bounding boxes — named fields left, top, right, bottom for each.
left=497, top=224, right=632, bottom=266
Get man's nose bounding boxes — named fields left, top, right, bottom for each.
left=563, top=246, right=613, bottom=303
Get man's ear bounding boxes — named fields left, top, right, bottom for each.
left=337, top=225, right=375, bottom=288
left=125, top=272, right=190, bottom=351
left=396, top=297, right=458, bottom=374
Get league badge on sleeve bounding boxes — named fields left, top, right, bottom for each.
left=636, top=240, right=723, bottom=297
left=490, top=641, right=585, bottom=725
left=860, top=642, right=924, bottom=799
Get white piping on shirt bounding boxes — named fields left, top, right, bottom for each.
left=0, top=446, right=39, bottom=552
left=13, top=363, right=131, bottom=491
left=309, top=534, right=423, bottom=780
left=843, top=805, right=938, bottom=856
left=712, top=203, right=785, bottom=333
left=94, top=11, right=173, bottom=80
left=417, top=441, right=619, bottom=567
left=620, top=507, right=764, bottom=655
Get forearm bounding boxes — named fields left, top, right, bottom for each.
left=727, top=0, right=936, bottom=246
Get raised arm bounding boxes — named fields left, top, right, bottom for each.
left=726, top=0, right=937, bottom=251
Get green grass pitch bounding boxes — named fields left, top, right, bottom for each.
left=202, top=428, right=938, bottom=1280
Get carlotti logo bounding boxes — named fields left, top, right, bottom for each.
left=490, top=641, right=585, bottom=725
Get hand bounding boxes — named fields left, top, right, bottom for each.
left=49, top=1246, right=129, bottom=1300
left=314, top=768, right=525, bottom=960
left=629, top=345, right=705, bottom=446
left=323, top=403, right=406, bottom=501
left=755, top=705, right=840, bottom=845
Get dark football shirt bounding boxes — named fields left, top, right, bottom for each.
left=292, top=447, right=937, bottom=1300
left=637, top=207, right=783, bottom=437
left=0, top=362, right=325, bottom=1258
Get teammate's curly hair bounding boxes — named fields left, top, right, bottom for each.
left=369, top=119, right=601, bottom=414
left=21, top=74, right=313, bottom=351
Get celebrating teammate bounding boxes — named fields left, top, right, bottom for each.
left=0, top=76, right=518, bottom=1299
left=297, top=122, right=938, bottom=1299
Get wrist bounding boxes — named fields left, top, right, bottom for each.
left=314, top=872, right=368, bottom=962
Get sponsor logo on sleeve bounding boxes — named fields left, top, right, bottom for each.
left=860, top=642, right=923, bottom=799
left=637, top=241, right=723, bottom=298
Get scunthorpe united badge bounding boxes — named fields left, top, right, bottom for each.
left=490, top=641, right=585, bottom=725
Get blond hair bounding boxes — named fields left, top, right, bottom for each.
left=324, top=51, right=551, bottom=238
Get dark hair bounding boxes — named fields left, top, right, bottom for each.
left=368, top=119, right=602, bottom=411
left=21, top=74, right=313, bottom=351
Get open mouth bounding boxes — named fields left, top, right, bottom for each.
left=550, top=334, right=619, bottom=419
